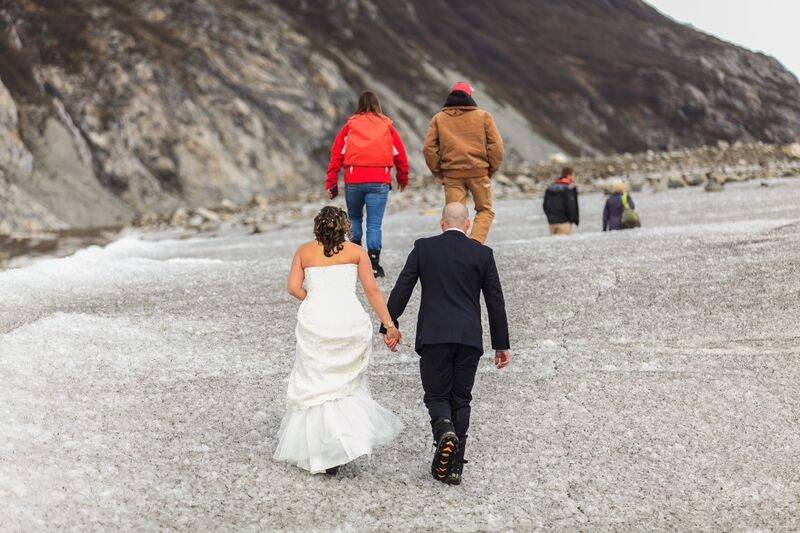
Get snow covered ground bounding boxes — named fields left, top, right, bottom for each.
left=2, top=179, right=800, bottom=530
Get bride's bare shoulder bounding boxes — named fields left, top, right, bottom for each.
left=293, top=240, right=318, bottom=260
left=295, top=240, right=318, bottom=252
left=341, top=242, right=366, bottom=258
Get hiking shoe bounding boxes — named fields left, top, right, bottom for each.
left=368, top=249, right=385, bottom=278
left=430, top=418, right=459, bottom=483
left=445, top=435, right=468, bottom=485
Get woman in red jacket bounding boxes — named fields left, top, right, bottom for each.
left=326, top=91, right=409, bottom=277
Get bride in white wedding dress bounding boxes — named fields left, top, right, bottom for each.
left=274, top=206, right=404, bottom=475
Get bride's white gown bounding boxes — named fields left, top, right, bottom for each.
left=273, top=264, right=403, bottom=473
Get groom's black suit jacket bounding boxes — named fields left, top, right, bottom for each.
left=383, top=229, right=510, bottom=354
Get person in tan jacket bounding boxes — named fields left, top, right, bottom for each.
left=423, top=82, right=504, bottom=244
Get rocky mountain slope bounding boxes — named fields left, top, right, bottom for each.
left=1, top=0, right=799, bottom=233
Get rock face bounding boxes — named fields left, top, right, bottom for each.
left=1, top=0, right=800, bottom=232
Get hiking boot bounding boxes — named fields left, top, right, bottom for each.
left=430, top=418, right=459, bottom=483
left=325, top=466, right=340, bottom=476
left=445, top=435, right=467, bottom=485
left=368, top=249, right=385, bottom=278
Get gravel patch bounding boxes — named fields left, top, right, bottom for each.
left=2, top=180, right=800, bottom=530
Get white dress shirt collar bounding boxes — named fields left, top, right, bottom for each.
left=444, top=227, right=467, bottom=235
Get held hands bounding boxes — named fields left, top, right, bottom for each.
left=495, top=350, right=511, bottom=369
left=383, top=325, right=402, bottom=352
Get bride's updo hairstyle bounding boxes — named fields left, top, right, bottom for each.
left=314, top=206, right=351, bottom=257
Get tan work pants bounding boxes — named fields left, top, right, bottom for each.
left=442, top=176, right=494, bottom=244
left=549, top=223, right=573, bottom=236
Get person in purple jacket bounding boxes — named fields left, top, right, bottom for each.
left=603, top=179, right=635, bottom=231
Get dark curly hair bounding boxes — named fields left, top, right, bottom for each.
left=314, top=206, right=351, bottom=257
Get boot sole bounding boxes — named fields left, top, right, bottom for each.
left=444, top=474, right=461, bottom=485
left=431, top=433, right=459, bottom=482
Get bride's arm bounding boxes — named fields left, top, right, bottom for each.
left=357, top=249, right=399, bottom=338
left=287, top=250, right=307, bottom=301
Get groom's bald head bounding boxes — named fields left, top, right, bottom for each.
left=441, top=202, right=471, bottom=233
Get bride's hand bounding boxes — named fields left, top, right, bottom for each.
left=383, top=326, right=402, bottom=352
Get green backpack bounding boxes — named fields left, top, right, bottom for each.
left=620, top=193, right=641, bottom=229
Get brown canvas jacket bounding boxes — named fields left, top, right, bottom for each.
left=423, top=106, right=504, bottom=179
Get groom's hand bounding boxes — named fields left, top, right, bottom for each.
left=495, top=350, right=510, bottom=369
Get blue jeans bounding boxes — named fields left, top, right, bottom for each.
left=344, top=183, right=390, bottom=250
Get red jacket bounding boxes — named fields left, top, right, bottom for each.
left=326, top=113, right=410, bottom=190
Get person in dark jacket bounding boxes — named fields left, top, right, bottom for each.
left=603, top=179, right=635, bottom=231
left=543, top=167, right=580, bottom=235
left=381, top=202, right=511, bottom=486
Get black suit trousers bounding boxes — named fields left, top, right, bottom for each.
left=419, top=343, right=482, bottom=439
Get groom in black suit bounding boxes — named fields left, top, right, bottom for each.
left=381, top=202, right=511, bottom=485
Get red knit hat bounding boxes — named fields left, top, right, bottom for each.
left=450, top=82, right=474, bottom=96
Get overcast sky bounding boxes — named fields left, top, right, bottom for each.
left=647, top=0, right=800, bottom=79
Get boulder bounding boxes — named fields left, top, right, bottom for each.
left=725, top=173, right=748, bottom=182
left=217, top=199, right=238, bottom=213
left=249, top=194, right=270, bottom=210
left=667, top=173, right=686, bottom=188
left=652, top=177, right=668, bottom=193
left=187, top=215, right=205, bottom=228
left=784, top=143, right=800, bottom=159
left=684, top=174, right=704, bottom=186
left=493, top=173, right=514, bottom=187
left=629, top=177, right=645, bottom=192
left=514, top=175, right=537, bottom=191
left=705, top=172, right=724, bottom=192
left=195, top=207, right=221, bottom=222
left=252, top=222, right=270, bottom=234
left=170, top=207, right=189, bottom=226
